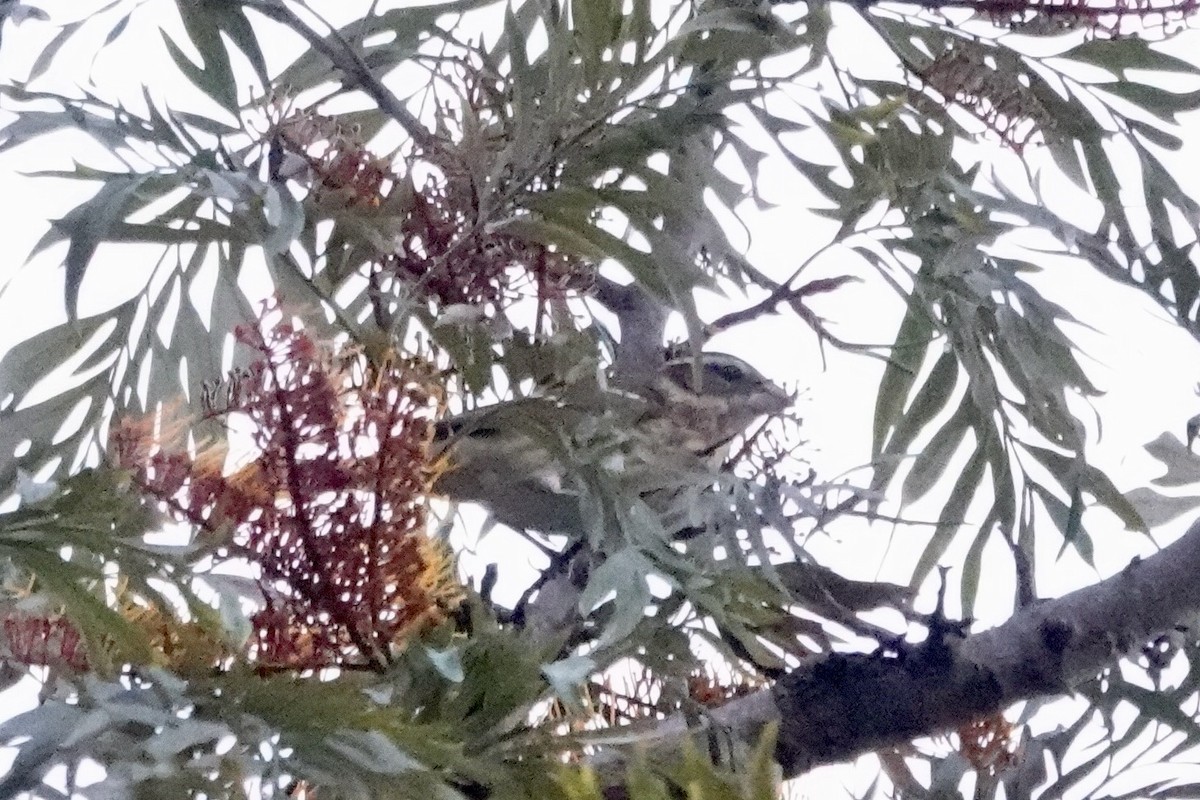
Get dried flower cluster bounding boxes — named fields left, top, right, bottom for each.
left=957, top=713, right=1021, bottom=776
left=111, top=304, right=460, bottom=672
left=122, top=600, right=229, bottom=677
left=982, top=0, right=1198, bottom=37
left=271, top=106, right=592, bottom=307
left=1, top=601, right=234, bottom=676
left=915, top=47, right=1051, bottom=152
left=2, top=613, right=88, bottom=671
left=275, top=110, right=392, bottom=210
left=543, top=661, right=763, bottom=732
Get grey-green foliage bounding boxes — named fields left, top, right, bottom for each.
left=3, top=0, right=1200, bottom=797
left=839, top=27, right=1200, bottom=611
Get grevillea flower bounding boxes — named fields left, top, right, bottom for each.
left=958, top=713, right=1021, bottom=776
left=269, top=104, right=593, bottom=307
left=915, top=45, right=1052, bottom=152
left=1, top=613, right=89, bottom=672
left=112, top=302, right=461, bottom=672
left=982, top=0, right=1198, bottom=38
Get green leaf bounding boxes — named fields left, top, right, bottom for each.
left=1029, top=446, right=1147, bottom=536
left=59, top=175, right=157, bottom=318
left=273, top=2, right=480, bottom=92
left=201, top=0, right=270, bottom=88
left=872, top=301, right=936, bottom=458
left=495, top=216, right=613, bottom=263
left=263, top=183, right=305, bottom=254
left=1113, top=681, right=1200, bottom=743
left=1046, top=137, right=1088, bottom=188
left=1036, top=483, right=1094, bottom=567
left=27, top=18, right=88, bottom=83
left=326, top=730, right=423, bottom=774
left=171, top=1, right=241, bottom=115
left=447, top=634, right=545, bottom=733
left=1096, top=82, right=1200, bottom=124
left=871, top=348, right=959, bottom=500
left=0, top=314, right=112, bottom=408
left=1062, top=37, right=1200, bottom=79
left=960, top=505, right=1001, bottom=619
left=900, top=397, right=974, bottom=506
left=1143, top=432, right=1200, bottom=487
left=0, top=702, right=84, bottom=796
left=1126, top=486, right=1200, bottom=528
left=572, top=0, right=619, bottom=83
left=1079, top=462, right=1146, bottom=534
left=579, top=547, right=652, bottom=649
left=542, top=655, right=596, bottom=704
left=1129, top=118, right=1184, bottom=151
left=423, top=646, right=465, bottom=683
left=911, top=446, right=985, bottom=590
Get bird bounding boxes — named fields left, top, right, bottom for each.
left=428, top=352, right=791, bottom=537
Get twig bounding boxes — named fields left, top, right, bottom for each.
left=592, top=276, right=670, bottom=391
left=243, top=0, right=436, bottom=152
left=510, top=540, right=585, bottom=628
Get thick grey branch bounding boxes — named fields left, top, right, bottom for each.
left=593, top=277, right=670, bottom=392
left=593, top=516, right=1200, bottom=783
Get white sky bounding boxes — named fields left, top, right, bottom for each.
left=4, top=1, right=1200, bottom=798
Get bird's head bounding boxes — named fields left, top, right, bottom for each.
left=645, top=352, right=791, bottom=456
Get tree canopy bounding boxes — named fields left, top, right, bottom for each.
left=3, top=0, right=1200, bottom=797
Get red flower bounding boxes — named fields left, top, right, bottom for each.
left=115, top=302, right=461, bottom=672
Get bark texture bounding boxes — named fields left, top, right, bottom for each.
left=596, top=516, right=1200, bottom=783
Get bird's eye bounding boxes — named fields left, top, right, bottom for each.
left=706, top=361, right=745, bottom=384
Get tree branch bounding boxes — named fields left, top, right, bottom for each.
left=243, top=0, right=436, bottom=151
left=591, top=515, right=1200, bottom=784
left=855, top=0, right=1196, bottom=19
left=592, top=276, right=670, bottom=392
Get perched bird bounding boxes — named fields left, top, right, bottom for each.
left=640, top=353, right=793, bottom=458
left=430, top=352, right=790, bottom=536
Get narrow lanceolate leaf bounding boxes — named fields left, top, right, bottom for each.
left=198, top=0, right=270, bottom=89
left=1125, top=487, right=1200, bottom=528
left=872, top=301, right=936, bottom=459
left=0, top=313, right=114, bottom=407
left=170, top=0, right=242, bottom=115
left=579, top=547, right=653, bottom=650
left=1062, top=37, right=1200, bottom=78
left=1110, top=681, right=1200, bottom=744
left=59, top=175, right=158, bottom=319
left=911, top=446, right=985, bottom=591
left=572, top=0, right=620, bottom=84
left=0, top=297, right=140, bottom=492
left=960, top=505, right=1000, bottom=619
left=263, top=183, right=306, bottom=254
left=900, top=396, right=975, bottom=506
left=1028, top=445, right=1149, bottom=538
left=871, top=348, right=959, bottom=503
left=1034, top=482, right=1094, bottom=567
left=26, top=18, right=87, bottom=83
left=1095, top=82, right=1200, bottom=125
left=0, top=703, right=84, bottom=797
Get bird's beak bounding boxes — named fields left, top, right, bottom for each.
left=754, top=383, right=793, bottom=417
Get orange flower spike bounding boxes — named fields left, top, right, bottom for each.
left=115, top=303, right=459, bottom=671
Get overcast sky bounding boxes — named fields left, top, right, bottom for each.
left=4, top=2, right=1200, bottom=797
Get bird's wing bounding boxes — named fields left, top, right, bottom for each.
left=430, top=396, right=637, bottom=535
